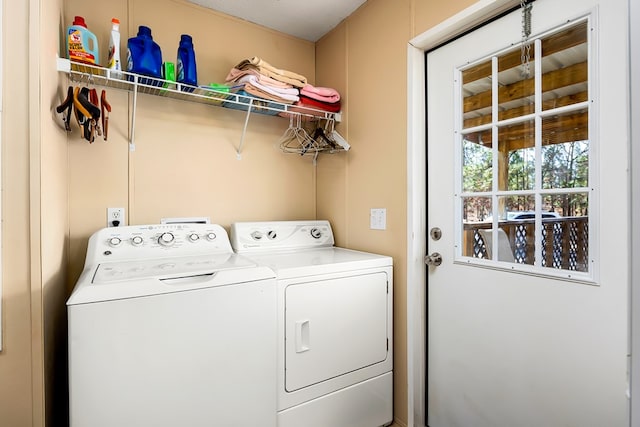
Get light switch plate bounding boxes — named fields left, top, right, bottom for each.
left=370, top=208, right=387, bottom=230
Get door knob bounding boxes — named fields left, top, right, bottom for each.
left=425, top=252, right=442, bottom=267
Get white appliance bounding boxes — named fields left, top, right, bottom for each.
left=67, top=223, right=277, bottom=427
left=230, top=220, right=393, bottom=427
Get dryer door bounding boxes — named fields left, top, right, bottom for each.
left=284, top=272, right=389, bottom=391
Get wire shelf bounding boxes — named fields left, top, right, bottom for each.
left=56, top=58, right=345, bottom=158
left=57, top=58, right=338, bottom=121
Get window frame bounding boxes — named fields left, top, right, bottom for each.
left=453, top=15, right=598, bottom=284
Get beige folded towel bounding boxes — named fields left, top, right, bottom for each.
left=234, top=56, right=307, bottom=88
left=225, top=67, right=294, bottom=89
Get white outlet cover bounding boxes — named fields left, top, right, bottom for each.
left=370, top=208, right=386, bottom=230
left=107, top=208, right=126, bottom=227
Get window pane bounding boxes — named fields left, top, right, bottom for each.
left=462, top=196, right=492, bottom=258
left=498, top=119, right=535, bottom=191
left=462, top=59, right=492, bottom=129
left=497, top=48, right=535, bottom=120
left=499, top=195, right=536, bottom=265
left=541, top=22, right=588, bottom=111
left=541, top=109, right=589, bottom=189
left=541, top=193, right=589, bottom=272
left=462, top=136, right=492, bottom=192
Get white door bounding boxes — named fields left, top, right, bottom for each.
left=426, top=1, right=629, bottom=426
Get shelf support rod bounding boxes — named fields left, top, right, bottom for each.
left=130, top=76, right=139, bottom=151
left=236, top=98, right=254, bottom=160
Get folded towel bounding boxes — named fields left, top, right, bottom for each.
left=225, top=67, right=295, bottom=89
left=236, top=75, right=299, bottom=102
left=241, top=83, right=297, bottom=104
left=234, top=56, right=307, bottom=88
left=300, top=84, right=341, bottom=103
left=295, top=95, right=342, bottom=113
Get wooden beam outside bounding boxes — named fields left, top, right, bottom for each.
left=461, top=21, right=588, bottom=85
left=463, top=90, right=588, bottom=129
left=463, top=110, right=588, bottom=149
left=464, top=61, right=587, bottom=114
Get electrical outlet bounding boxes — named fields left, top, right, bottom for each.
left=107, top=208, right=126, bottom=227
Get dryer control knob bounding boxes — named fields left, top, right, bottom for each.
left=131, top=236, right=144, bottom=246
left=251, top=231, right=263, bottom=240
left=188, top=233, right=200, bottom=242
left=108, top=237, right=122, bottom=247
left=205, top=232, right=217, bottom=241
left=158, top=232, right=175, bottom=246
left=310, top=228, right=322, bottom=239
left=267, top=230, right=277, bottom=240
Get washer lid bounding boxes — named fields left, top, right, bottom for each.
left=68, top=254, right=275, bottom=306
left=92, top=253, right=254, bottom=284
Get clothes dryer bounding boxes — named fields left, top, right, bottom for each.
left=67, top=223, right=277, bottom=427
left=231, top=220, right=393, bottom=427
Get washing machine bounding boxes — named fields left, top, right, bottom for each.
left=67, top=223, right=277, bottom=427
left=230, top=220, right=393, bottom=427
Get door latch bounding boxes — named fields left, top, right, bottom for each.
left=425, top=252, right=442, bottom=267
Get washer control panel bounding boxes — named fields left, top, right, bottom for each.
left=85, top=223, right=232, bottom=263
left=230, top=220, right=335, bottom=252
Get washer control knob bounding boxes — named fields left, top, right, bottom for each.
left=188, top=233, right=200, bottom=242
left=131, top=236, right=144, bottom=246
left=267, top=230, right=277, bottom=240
left=108, top=237, right=122, bottom=247
left=310, top=228, right=322, bottom=239
left=205, top=232, right=217, bottom=241
left=251, top=231, right=263, bottom=240
left=158, top=232, right=175, bottom=246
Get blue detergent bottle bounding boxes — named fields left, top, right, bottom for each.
left=177, top=34, right=197, bottom=92
left=127, top=26, right=163, bottom=86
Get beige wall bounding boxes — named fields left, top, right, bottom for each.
left=0, top=0, right=39, bottom=425
left=316, top=0, right=479, bottom=425
left=317, top=1, right=412, bottom=424
left=64, top=0, right=320, bottom=285
left=0, top=0, right=480, bottom=426
left=42, top=0, right=71, bottom=424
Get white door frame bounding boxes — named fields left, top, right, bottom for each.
left=405, top=0, right=635, bottom=425
left=629, top=0, right=640, bottom=425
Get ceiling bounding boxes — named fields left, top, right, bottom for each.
left=186, top=0, right=368, bottom=42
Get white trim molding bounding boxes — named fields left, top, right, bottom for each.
left=629, top=0, right=640, bottom=423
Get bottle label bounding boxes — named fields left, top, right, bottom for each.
left=127, top=49, right=133, bottom=72
left=177, top=58, right=184, bottom=82
left=68, top=29, right=96, bottom=64
left=108, top=45, right=121, bottom=71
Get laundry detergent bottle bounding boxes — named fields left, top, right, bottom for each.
left=67, top=16, right=99, bottom=65
left=107, top=18, right=122, bottom=76
left=127, top=25, right=163, bottom=85
left=177, top=34, right=197, bottom=91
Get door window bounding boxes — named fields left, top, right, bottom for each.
left=457, top=19, right=592, bottom=280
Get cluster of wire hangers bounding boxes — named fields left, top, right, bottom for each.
left=278, top=115, right=349, bottom=160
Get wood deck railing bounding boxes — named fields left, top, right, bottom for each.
left=463, top=216, right=589, bottom=272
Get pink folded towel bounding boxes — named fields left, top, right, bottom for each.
left=300, top=84, right=341, bottom=103
left=237, top=75, right=300, bottom=103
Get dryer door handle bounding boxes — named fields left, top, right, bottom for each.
left=295, top=320, right=310, bottom=353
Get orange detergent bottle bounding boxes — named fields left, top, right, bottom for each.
left=67, top=16, right=99, bottom=65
